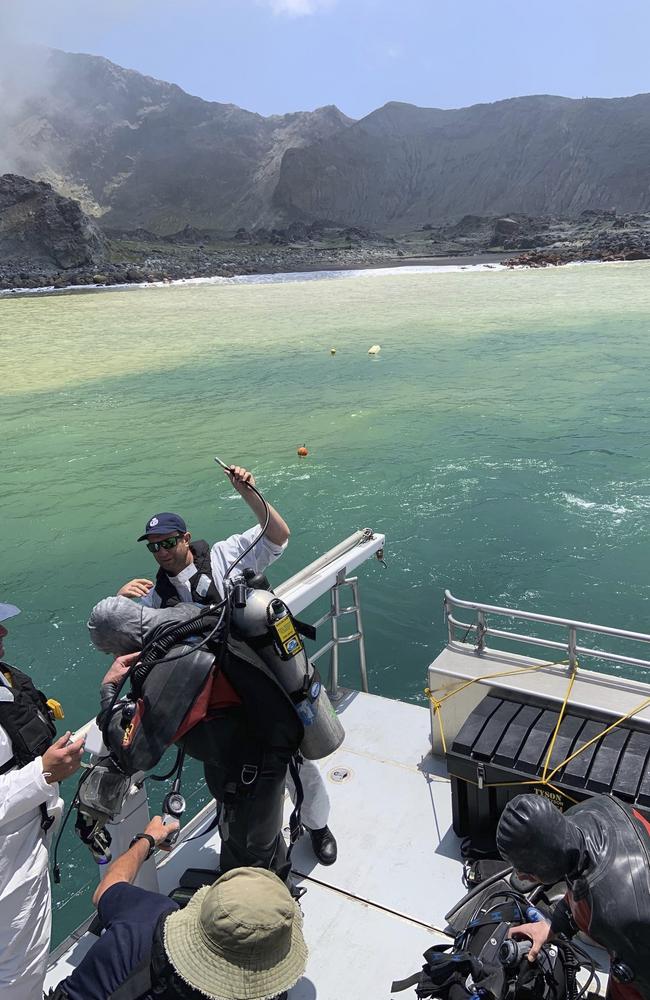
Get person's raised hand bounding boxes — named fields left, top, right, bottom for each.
left=225, top=465, right=255, bottom=496
left=102, top=651, right=141, bottom=686
left=42, top=731, right=85, bottom=784
left=507, top=920, right=552, bottom=961
left=117, top=579, right=153, bottom=599
left=145, top=814, right=180, bottom=847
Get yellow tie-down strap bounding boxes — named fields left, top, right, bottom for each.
left=425, top=660, right=650, bottom=807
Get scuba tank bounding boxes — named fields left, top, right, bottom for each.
left=230, top=585, right=345, bottom=759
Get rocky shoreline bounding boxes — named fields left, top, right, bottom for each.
left=2, top=174, right=650, bottom=293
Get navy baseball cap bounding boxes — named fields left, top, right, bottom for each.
left=137, top=513, right=188, bottom=541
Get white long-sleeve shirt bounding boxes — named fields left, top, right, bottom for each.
left=141, top=527, right=286, bottom=608
left=0, top=723, right=62, bottom=1000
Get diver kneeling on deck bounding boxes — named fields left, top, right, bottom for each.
left=116, top=463, right=337, bottom=865
left=47, top=816, right=308, bottom=1000
left=496, top=793, right=650, bottom=1000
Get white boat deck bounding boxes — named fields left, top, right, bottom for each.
left=46, top=691, right=460, bottom=998
left=44, top=543, right=623, bottom=998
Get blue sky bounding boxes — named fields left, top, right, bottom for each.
left=3, top=0, right=650, bottom=119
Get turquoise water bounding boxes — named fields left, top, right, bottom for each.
left=3, top=260, right=650, bottom=941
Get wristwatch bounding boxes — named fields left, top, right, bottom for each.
left=129, top=833, right=156, bottom=860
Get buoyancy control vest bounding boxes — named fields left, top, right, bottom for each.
left=97, top=609, right=304, bottom=776
left=101, top=643, right=219, bottom=775
left=0, top=662, right=58, bottom=829
left=0, top=663, right=57, bottom=771
left=153, top=540, right=221, bottom=608
left=392, top=888, right=568, bottom=1000
left=560, top=796, right=650, bottom=1000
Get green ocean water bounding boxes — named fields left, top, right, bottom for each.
left=3, top=260, right=650, bottom=942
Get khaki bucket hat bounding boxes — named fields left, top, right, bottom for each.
left=163, top=867, right=308, bottom=1000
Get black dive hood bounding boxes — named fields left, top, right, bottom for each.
left=496, top=794, right=585, bottom=885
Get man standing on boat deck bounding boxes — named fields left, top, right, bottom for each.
left=497, top=793, right=650, bottom=1000
left=117, top=463, right=338, bottom=866
left=0, top=602, right=84, bottom=1000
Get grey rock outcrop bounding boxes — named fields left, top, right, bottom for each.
left=0, top=173, right=106, bottom=274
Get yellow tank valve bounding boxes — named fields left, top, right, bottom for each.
left=47, top=698, right=65, bottom=720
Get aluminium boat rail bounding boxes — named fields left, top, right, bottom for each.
left=444, top=589, right=650, bottom=674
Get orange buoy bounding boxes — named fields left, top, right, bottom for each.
left=297, top=445, right=309, bottom=458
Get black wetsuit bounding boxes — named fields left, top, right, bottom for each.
left=550, top=796, right=650, bottom=1000
left=182, top=635, right=303, bottom=880
left=147, top=548, right=304, bottom=881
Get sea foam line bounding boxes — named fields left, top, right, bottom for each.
left=0, top=262, right=507, bottom=298
left=3, top=255, right=644, bottom=298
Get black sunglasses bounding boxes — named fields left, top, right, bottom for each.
left=146, top=534, right=184, bottom=553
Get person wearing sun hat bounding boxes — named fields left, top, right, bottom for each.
left=50, top=838, right=308, bottom=1000
left=164, top=867, right=308, bottom=1000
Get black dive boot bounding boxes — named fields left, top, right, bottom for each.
left=308, top=825, right=337, bottom=865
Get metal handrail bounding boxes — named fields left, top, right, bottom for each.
left=444, top=589, right=650, bottom=674
left=309, top=574, right=369, bottom=699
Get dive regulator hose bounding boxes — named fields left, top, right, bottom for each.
left=461, top=887, right=598, bottom=1000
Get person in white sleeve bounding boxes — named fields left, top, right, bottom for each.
left=117, top=464, right=337, bottom=865
left=0, top=602, right=84, bottom=1000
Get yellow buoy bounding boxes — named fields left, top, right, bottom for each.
left=330, top=348, right=336, bottom=355
left=368, top=344, right=381, bottom=355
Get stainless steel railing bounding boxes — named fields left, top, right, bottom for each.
left=310, top=571, right=369, bottom=699
left=444, top=589, right=650, bottom=674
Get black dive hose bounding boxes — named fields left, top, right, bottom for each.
left=222, top=476, right=271, bottom=582
left=462, top=888, right=597, bottom=1000
left=131, top=604, right=224, bottom=689
left=99, top=602, right=226, bottom=747
left=554, top=940, right=597, bottom=1000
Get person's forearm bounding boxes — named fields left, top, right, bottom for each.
left=93, top=837, right=150, bottom=906
left=242, top=490, right=290, bottom=545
